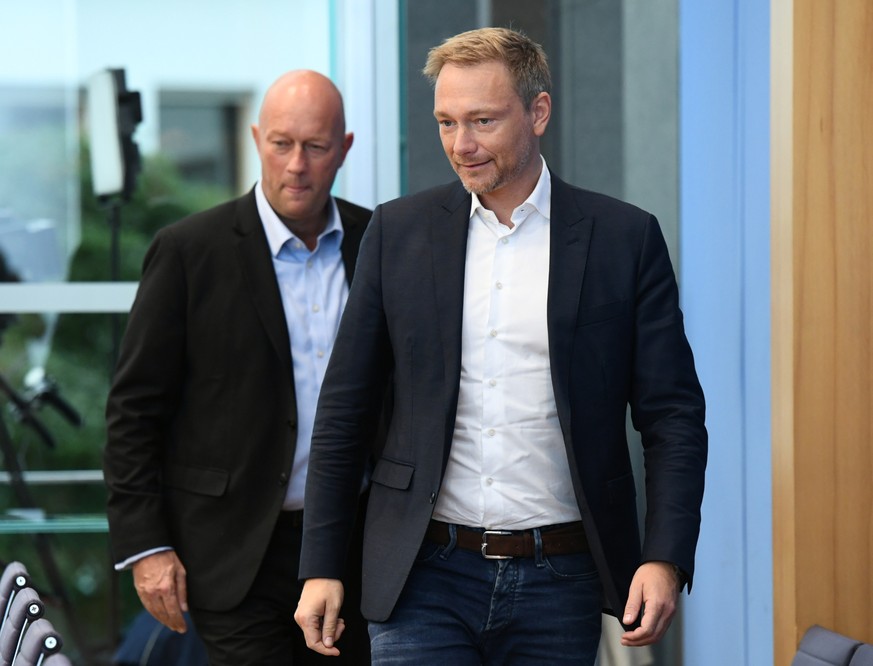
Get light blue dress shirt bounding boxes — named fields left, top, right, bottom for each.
left=255, top=181, right=348, bottom=510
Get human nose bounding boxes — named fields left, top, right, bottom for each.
left=285, top=145, right=307, bottom=173
left=453, top=124, right=477, bottom=156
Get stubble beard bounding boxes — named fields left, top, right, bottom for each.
left=455, top=139, right=533, bottom=197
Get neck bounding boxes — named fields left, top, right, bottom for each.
left=273, top=201, right=330, bottom=251
left=478, top=158, right=542, bottom=228
left=278, top=206, right=330, bottom=252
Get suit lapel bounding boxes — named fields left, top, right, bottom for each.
left=430, top=184, right=472, bottom=422
left=336, top=198, right=367, bottom=283
left=547, top=175, right=593, bottom=436
left=233, top=192, right=294, bottom=378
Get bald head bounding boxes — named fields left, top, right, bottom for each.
left=252, top=70, right=353, bottom=243
left=258, top=70, right=346, bottom=135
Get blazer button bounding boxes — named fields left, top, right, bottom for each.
left=287, top=419, right=297, bottom=429
left=428, top=492, right=436, bottom=504
left=279, top=472, right=289, bottom=486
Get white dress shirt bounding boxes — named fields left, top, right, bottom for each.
left=432, top=158, right=582, bottom=530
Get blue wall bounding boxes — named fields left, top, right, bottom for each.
left=679, top=1, right=772, bottom=664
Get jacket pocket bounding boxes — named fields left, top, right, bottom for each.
left=164, top=462, right=229, bottom=497
left=605, top=472, right=636, bottom=506
left=576, top=300, right=629, bottom=327
left=371, top=457, right=414, bottom=490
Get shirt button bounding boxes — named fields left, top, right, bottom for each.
left=501, top=237, right=509, bottom=245
left=489, top=379, right=497, bottom=387
left=306, top=260, right=313, bottom=268
left=487, top=428, right=495, bottom=437
left=312, top=304, right=321, bottom=313
left=294, top=241, right=303, bottom=249
left=317, top=350, right=325, bottom=358
left=489, top=329, right=498, bottom=337
left=495, top=281, right=503, bottom=290
left=485, top=477, right=494, bottom=486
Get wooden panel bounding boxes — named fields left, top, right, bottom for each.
left=773, top=1, right=873, bottom=663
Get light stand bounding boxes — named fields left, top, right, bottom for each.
left=85, top=68, right=142, bottom=366
left=85, top=67, right=142, bottom=658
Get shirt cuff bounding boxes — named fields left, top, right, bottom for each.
left=114, top=546, right=173, bottom=571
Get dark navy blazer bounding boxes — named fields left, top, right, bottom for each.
left=301, top=174, right=707, bottom=621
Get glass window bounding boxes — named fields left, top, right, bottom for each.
left=159, top=89, right=251, bottom=192
left=0, top=3, right=338, bottom=660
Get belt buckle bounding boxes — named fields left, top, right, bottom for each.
left=481, top=530, right=512, bottom=559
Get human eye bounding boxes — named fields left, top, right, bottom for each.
left=307, top=143, right=329, bottom=154
left=437, top=119, right=455, bottom=129
left=476, top=118, right=494, bottom=126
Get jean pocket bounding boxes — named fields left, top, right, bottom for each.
left=543, top=552, right=599, bottom=581
left=415, top=540, right=444, bottom=563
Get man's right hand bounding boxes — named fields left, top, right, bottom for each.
left=132, top=550, right=189, bottom=633
left=295, top=578, right=346, bottom=656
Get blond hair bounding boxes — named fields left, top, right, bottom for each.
left=423, top=27, right=551, bottom=108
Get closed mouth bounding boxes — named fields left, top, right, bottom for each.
left=457, top=160, right=490, bottom=170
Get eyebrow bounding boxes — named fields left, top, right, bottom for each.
left=433, top=106, right=503, bottom=119
left=265, top=129, right=332, bottom=142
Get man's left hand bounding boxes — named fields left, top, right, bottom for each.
left=620, top=561, right=681, bottom=647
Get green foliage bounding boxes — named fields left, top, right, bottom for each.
left=77, top=143, right=232, bottom=281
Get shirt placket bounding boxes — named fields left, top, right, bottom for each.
left=481, top=223, right=511, bottom=520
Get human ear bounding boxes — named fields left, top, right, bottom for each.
left=531, top=92, right=551, bottom=137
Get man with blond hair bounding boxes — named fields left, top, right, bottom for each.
left=105, top=70, right=372, bottom=664
left=297, top=27, right=707, bottom=664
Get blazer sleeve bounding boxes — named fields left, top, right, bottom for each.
left=103, top=228, right=187, bottom=562
left=300, top=205, right=393, bottom=580
left=630, top=215, right=707, bottom=586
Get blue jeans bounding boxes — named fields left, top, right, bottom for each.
left=368, top=523, right=602, bottom=665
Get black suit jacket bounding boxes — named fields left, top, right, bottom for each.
left=300, top=174, right=707, bottom=621
left=104, top=189, right=372, bottom=611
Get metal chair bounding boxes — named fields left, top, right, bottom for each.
left=850, top=644, right=873, bottom=666
left=0, top=563, right=30, bottom=634
left=38, top=656, right=71, bottom=666
left=9, top=617, right=64, bottom=666
left=792, top=625, right=866, bottom=666
left=0, top=588, right=44, bottom=666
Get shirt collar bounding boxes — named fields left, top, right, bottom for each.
left=469, top=155, right=551, bottom=222
left=255, top=180, right=343, bottom=257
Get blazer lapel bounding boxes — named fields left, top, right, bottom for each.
left=547, top=174, right=593, bottom=437
left=430, top=184, right=472, bottom=430
left=233, top=192, right=293, bottom=378
left=337, top=199, right=367, bottom=283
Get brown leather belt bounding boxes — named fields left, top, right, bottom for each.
left=425, top=520, right=589, bottom=559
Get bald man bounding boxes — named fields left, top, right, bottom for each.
left=104, top=70, right=374, bottom=664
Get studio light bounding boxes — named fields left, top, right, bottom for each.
left=86, top=68, right=142, bottom=200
